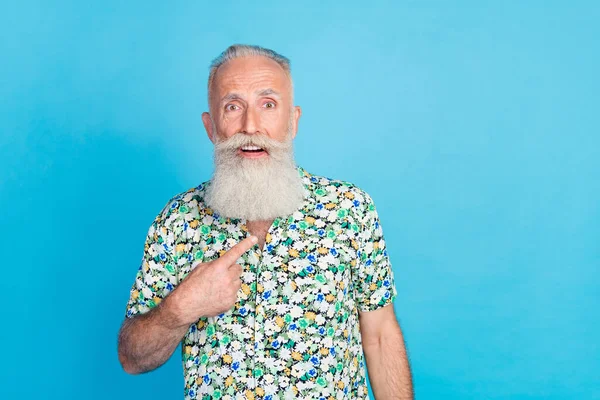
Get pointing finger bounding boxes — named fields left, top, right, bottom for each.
left=219, top=236, right=258, bottom=266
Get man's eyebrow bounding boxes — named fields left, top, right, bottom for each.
left=220, top=93, right=244, bottom=103
left=257, top=88, right=281, bottom=98
left=220, top=89, right=281, bottom=104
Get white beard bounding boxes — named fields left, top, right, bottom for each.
left=204, top=131, right=306, bottom=221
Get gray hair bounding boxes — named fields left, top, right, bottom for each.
left=207, top=44, right=293, bottom=108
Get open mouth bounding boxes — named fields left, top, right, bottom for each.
left=240, top=145, right=267, bottom=155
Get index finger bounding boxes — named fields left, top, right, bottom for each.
left=218, top=236, right=258, bottom=266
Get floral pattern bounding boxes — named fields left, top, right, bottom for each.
left=125, top=166, right=397, bottom=400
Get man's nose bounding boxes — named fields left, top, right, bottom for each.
left=241, top=107, right=260, bottom=135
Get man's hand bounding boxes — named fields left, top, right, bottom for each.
left=117, top=235, right=258, bottom=374
left=169, top=235, right=258, bottom=324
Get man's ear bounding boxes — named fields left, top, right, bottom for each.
left=291, top=106, right=302, bottom=139
left=202, top=112, right=216, bottom=143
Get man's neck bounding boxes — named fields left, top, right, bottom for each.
left=246, top=219, right=275, bottom=249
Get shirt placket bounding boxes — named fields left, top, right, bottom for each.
left=253, top=253, right=265, bottom=397
left=252, top=217, right=284, bottom=399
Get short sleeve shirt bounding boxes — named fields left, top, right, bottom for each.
left=125, top=166, right=398, bottom=400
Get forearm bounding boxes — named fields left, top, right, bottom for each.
left=118, top=295, right=190, bottom=374
left=363, top=327, right=413, bottom=399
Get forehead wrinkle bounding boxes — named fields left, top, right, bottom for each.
left=211, top=59, right=293, bottom=109
left=221, top=76, right=282, bottom=93
left=217, top=64, right=289, bottom=87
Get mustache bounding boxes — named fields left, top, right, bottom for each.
left=215, top=132, right=292, bottom=153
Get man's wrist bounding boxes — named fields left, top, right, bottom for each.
left=158, top=291, right=190, bottom=330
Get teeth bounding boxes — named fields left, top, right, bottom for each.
left=241, top=145, right=263, bottom=151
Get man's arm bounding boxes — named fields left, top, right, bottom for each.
left=117, top=293, right=190, bottom=374
left=117, top=235, right=257, bottom=375
left=360, top=304, right=413, bottom=399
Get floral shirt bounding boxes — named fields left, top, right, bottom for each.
left=125, top=166, right=398, bottom=400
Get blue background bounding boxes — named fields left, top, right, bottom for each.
left=1, top=1, right=598, bottom=399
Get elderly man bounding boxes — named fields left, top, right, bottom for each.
left=118, top=44, right=413, bottom=400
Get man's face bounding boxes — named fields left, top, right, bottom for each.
left=202, top=55, right=301, bottom=159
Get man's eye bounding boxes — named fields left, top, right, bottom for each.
left=225, top=104, right=239, bottom=111
left=264, top=102, right=276, bottom=109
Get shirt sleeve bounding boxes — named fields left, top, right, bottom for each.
left=353, top=194, right=398, bottom=312
left=124, top=212, right=179, bottom=318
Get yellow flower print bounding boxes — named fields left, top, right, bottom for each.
left=317, top=247, right=328, bottom=255
left=325, top=294, right=335, bottom=302
left=325, top=203, right=336, bottom=210
left=344, top=191, right=355, bottom=199
left=305, top=216, right=316, bottom=225
left=189, top=219, right=199, bottom=228
left=241, top=283, right=251, bottom=296
left=266, top=233, right=272, bottom=243
left=256, top=387, right=265, bottom=396
left=222, top=354, right=232, bottom=364
left=275, top=316, right=285, bottom=327
left=304, top=311, right=316, bottom=320
left=225, top=376, right=234, bottom=386
left=337, top=381, right=345, bottom=389
left=153, top=296, right=162, bottom=305
left=291, top=352, right=302, bottom=361
left=369, top=283, right=377, bottom=291
left=245, top=390, right=254, bottom=400
left=176, top=243, right=185, bottom=253
left=184, top=346, right=192, bottom=354
left=320, top=347, right=329, bottom=356
left=288, top=248, right=299, bottom=257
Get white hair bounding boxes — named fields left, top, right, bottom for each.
left=207, top=44, right=294, bottom=108
left=204, top=120, right=305, bottom=221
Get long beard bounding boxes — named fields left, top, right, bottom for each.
left=204, top=130, right=306, bottom=221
